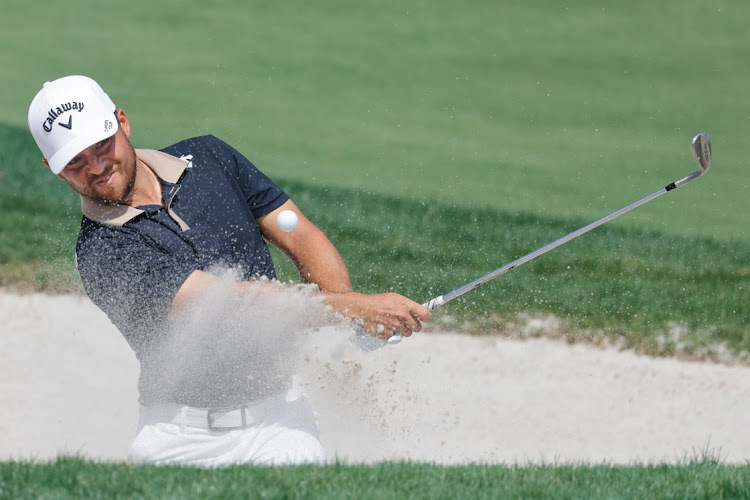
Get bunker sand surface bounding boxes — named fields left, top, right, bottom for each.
left=1, top=291, right=748, bottom=465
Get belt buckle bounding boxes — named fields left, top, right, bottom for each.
left=207, top=406, right=247, bottom=431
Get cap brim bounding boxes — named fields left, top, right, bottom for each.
left=47, top=126, right=118, bottom=175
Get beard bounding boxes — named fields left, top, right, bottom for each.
left=87, top=160, right=138, bottom=205
left=72, top=137, right=140, bottom=205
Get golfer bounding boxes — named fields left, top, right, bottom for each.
left=28, top=75, right=430, bottom=467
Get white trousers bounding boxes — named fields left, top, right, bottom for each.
left=128, top=389, right=325, bottom=467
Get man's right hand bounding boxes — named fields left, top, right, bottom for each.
left=323, top=292, right=431, bottom=340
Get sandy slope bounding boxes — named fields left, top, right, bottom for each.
left=1, top=291, right=748, bottom=465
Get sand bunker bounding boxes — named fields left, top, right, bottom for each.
left=1, top=291, right=748, bottom=465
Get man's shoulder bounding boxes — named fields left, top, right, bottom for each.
left=76, top=216, right=129, bottom=265
left=157, top=135, right=257, bottom=181
left=159, top=135, right=230, bottom=159
left=77, top=215, right=133, bottom=245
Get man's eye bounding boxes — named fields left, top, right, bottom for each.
left=96, top=138, right=111, bottom=149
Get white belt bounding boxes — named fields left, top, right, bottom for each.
left=142, top=395, right=284, bottom=431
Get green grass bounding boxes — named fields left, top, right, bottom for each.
left=0, top=124, right=81, bottom=291
left=2, top=1, right=749, bottom=242
left=1, top=456, right=749, bottom=499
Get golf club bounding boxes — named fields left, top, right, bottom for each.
left=386, top=132, right=712, bottom=345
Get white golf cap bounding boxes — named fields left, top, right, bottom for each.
left=28, top=75, right=117, bottom=175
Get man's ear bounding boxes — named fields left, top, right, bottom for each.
left=116, top=109, right=131, bottom=138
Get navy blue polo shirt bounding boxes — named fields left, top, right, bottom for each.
left=76, top=135, right=289, bottom=356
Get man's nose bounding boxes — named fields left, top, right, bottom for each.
left=86, top=153, right=109, bottom=175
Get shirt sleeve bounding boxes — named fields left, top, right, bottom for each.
left=206, top=136, right=290, bottom=218
left=76, top=219, right=198, bottom=348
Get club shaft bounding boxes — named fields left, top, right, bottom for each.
left=423, top=169, right=702, bottom=311
left=383, top=133, right=711, bottom=345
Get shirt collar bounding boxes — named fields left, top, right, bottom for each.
left=79, top=149, right=189, bottom=227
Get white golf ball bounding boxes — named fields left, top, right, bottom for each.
left=276, top=210, right=299, bottom=232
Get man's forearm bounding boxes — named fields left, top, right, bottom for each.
left=290, top=227, right=352, bottom=293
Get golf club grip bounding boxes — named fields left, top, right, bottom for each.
left=387, top=297, right=445, bottom=344
left=424, top=296, right=446, bottom=310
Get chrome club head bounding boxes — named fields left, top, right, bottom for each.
left=691, top=132, right=711, bottom=174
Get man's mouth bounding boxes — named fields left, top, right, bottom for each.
left=95, top=171, right=115, bottom=186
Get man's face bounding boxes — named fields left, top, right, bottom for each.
left=55, top=111, right=138, bottom=205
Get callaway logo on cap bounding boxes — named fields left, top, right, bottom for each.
left=28, top=75, right=117, bottom=175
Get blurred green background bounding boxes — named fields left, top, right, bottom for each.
left=3, top=1, right=747, bottom=239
